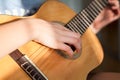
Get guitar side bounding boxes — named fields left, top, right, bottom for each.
left=0, top=0, right=104, bottom=80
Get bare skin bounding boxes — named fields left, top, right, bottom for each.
left=89, top=0, right=120, bottom=80
left=91, top=0, right=120, bottom=33
left=0, top=0, right=119, bottom=59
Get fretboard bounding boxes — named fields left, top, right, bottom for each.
left=65, top=0, right=109, bottom=35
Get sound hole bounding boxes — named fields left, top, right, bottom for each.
left=56, top=49, right=82, bottom=60
left=53, top=21, right=82, bottom=59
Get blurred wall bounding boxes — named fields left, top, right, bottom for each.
left=60, top=0, right=91, bottom=13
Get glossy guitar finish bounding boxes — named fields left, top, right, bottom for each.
left=0, top=0, right=104, bottom=80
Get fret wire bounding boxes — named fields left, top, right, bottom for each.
left=90, top=2, right=100, bottom=14
left=67, top=23, right=79, bottom=33
left=82, top=10, right=94, bottom=22
left=72, top=18, right=83, bottom=32
left=85, top=7, right=96, bottom=20
left=66, top=22, right=74, bottom=31
left=103, top=0, right=109, bottom=5
left=74, top=16, right=87, bottom=31
left=94, top=0, right=104, bottom=9
left=92, top=1, right=102, bottom=12
left=65, top=23, right=75, bottom=32
left=77, top=26, right=84, bottom=34
left=80, top=11, right=92, bottom=24
left=76, top=15, right=89, bottom=31
left=74, top=16, right=88, bottom=33
left=98, top=0, right=107, bottom=7
left=65, top=0, right=109, bottom=35
left=85, top=6, right=95, bottom=20
left=70, top=20, right=81, bottom=33
left=67, top=21, right=80, bottom=33
left=67, top=22, right=77, bottom=32
left=78, top=14, right=90, bottom=28
left=68, top=21, right=84, bottom=34
left=93, top=0, right=102, bottom=12
left=72, top=18, right=85, bottom=33
left=74, top=15, right=84, bottom=26
left=88, top=4, right=98, bottom=17
left=75, top=14, right=88, bottom=29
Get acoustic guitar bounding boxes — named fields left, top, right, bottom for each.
left=0, top=0, right=108, bottom=80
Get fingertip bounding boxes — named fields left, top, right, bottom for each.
left=58, top=43, right=74, bottom=57
left=67, top=50, right=74, bottom=58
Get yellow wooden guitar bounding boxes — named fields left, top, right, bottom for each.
left=0, top=0, right=106, bottom=80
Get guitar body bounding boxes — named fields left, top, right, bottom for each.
left=0, top=0, right=103, bottom=80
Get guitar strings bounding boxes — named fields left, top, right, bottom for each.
left=65, top=0, right=108, bottom=35
left=29, top=0, right=109, bottom=63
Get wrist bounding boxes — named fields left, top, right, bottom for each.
left=23, top=18, right=37, bottom=40
left=24, top=18, right=43, bottom=41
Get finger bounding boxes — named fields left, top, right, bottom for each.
left=58, top=35, right=81, bottom=53
left=108, top=0, right=119, bottom=10
left=57, top=42, right=74, bottom=57
left=51, top=22, right=70, bottom=31
left=56, top=29, right=81, bottom=40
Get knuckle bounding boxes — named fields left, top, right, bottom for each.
left=74, top=37, right=81, bottom=44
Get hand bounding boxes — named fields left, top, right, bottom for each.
left=29, top=19, right=81, bottom=57
left=91, top=0, right=120, bottom=33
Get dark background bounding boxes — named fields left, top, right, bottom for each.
left=60, top=0, right=120, bottom=74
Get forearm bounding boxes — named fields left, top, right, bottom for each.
left=0, top=19, right=34, bottom=58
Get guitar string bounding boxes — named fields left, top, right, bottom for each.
left=29, top=46, right=44, bottom=60
left=29, top=0, right=109, bottom=67
left=24, top=2, right=110, bottom=79
left=69, top=15, right=85, bottom=33
left=14, top=0, right=109, bottom=79
left=94, top=0, right=103, bottom=10
left=99, top=0, right=107, bottom=7
left=65, top=0, right=108, bottom=35
left=90, top=2, right=100, bottom=15
left=70, top=20, right=81, bottom=33
left=82, top=10, right=94, bottom=23
left=72, top=17, right=85, bottom=33
left=74, top=17, right=85, bottom=33
left=93, top=0, right=106, bottom=12
left=74, top=16, right=86, bottom=32
left=80, top=11, right=91, bottom=25
left=78, top=13, right=90, bottom=27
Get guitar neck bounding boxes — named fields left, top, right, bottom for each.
left=65, top=0, right=109, bottom=35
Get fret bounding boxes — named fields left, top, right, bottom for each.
left=67, top=18, right=84, bottom=34
left=88, top=5, right=98, bottom=18
left=94, top=0, right=103, bottom=11
left=73, top=17, right=86, bottom=34
left=76, top=15, right=89, bottom=31
left=89, top=4, right=99, bottom=16
left=67, top=22, right=77, bottom=32
left=70, top=21, right=80, bottom=33
left=74, top=16, right=87, bottom=31
left=82, top=10, right=94, bottom=22
left=85, top=8, right=96, bottom=21
left=92, top=1, right=101, bottom=13
left=65, top=0, right=108, bottom=35
left=19, top=55, right=48, bottom=80
left=94, top=0, right=104, bottom=10
left=72, top=19, right=84, bottom=33
left=79, top=14, right=90, bottom=27
left=75, top=15, right=88, bottom=30
left=66, top=22, right=73, bottom=31
left=80, top=12, right=91, bottom=24
left=99, top=0, right=107, bottom=7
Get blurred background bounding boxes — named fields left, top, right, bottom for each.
left=60, top=0, right=120, bottom=78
